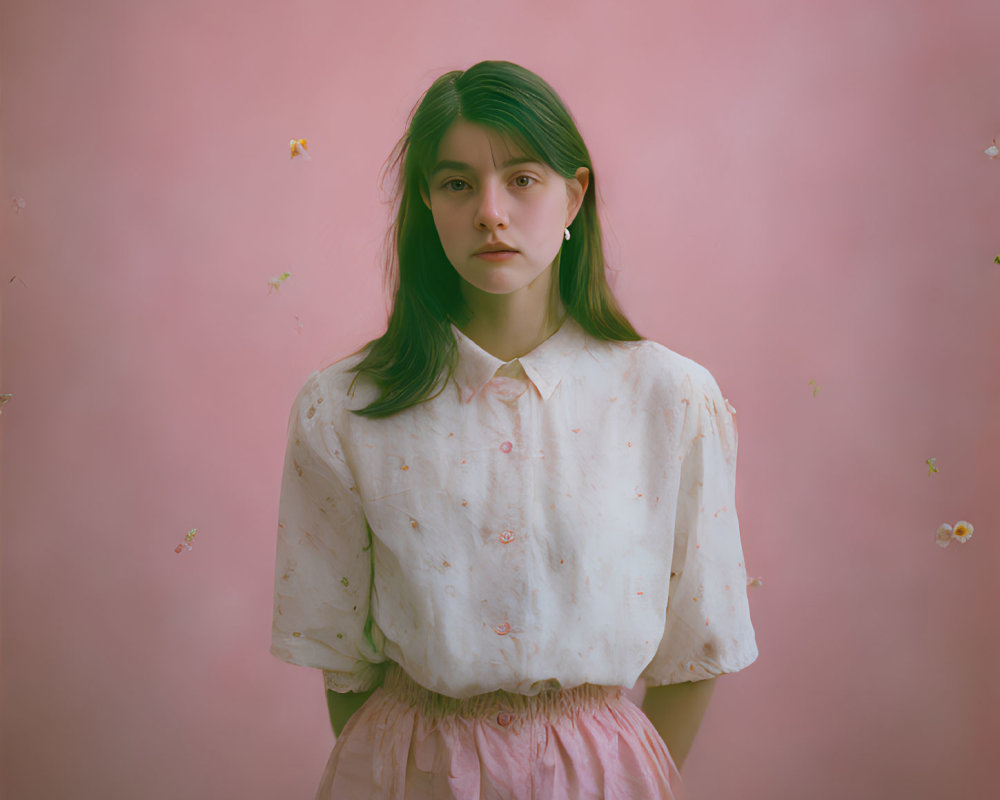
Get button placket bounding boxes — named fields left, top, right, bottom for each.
left=485, top=362, right=528, bottom=664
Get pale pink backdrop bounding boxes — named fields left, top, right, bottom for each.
left=2, top=0, right=998, bottom=797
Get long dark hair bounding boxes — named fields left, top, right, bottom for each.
left=351, top=60, right=640, bottom=418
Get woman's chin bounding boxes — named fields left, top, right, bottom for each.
left=461, top=272, right=530, bottom=297
left=457, top=263, right=554, bottom=299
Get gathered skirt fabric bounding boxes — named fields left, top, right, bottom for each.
left=315, top=665, right=683, bottom=800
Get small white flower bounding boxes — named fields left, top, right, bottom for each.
left=952, top=520, right=973, bottom=543
left=289, top=138, right=311, bottom=161
left=986, top=137, right=999, bottom=159
left=935, top=523, right=953, bottom=548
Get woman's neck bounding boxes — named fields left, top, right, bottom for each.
left=458, top=269, right=564, bottom=362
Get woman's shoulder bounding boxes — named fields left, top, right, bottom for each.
left=591, top=336, right=720, bottom=396
left=290, top=350, right=379, bottom=420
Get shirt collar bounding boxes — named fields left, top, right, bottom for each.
left=451, top=317, right=588, bottom=403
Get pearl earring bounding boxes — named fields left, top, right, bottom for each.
left=564, top=227, right=571, bottom=241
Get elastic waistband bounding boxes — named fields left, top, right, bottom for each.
left=380, top=663, right=622, bottom=722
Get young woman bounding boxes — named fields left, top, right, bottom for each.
left=272, top=60, right=757, bottom=799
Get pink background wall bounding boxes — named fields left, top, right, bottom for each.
left=2, top=0, right=998, bottom=797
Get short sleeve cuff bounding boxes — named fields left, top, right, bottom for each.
left=322, top=661, right=388, bottom=693
left=642, top=639, right=759, bottom=686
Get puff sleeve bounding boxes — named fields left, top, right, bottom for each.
left=270, top=372, right=386, bottom=692
left=641, top=370, right=758, bottom=685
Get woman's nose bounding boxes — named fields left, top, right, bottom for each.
left=474, top=181, right=508, bottom=231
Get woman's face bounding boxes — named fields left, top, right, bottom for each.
left=422, top=119, right=589, bottom=298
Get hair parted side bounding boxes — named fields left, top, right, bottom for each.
left=350, top=60, right=641, bottom=418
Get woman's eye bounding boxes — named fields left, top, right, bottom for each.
left=444, top=179, right=469, bottom=191
left=513, top=175, right=535, bottom=188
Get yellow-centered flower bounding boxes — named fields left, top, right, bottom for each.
left=952, top=521, right=973, bottom=543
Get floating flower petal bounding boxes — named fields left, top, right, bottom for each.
left=10, top=196, right=26, bottom=214
left=0, top=393, right=11, bottom=414
left=986, top=138, right=999, bottom=159
left=268, top=272, right=291, bottom=293
left=952, top=520, right=973, bottom=543
left=747, top=576, right=764, bottom=588
left=290, top=138, right=311, bottom=161
left=808, top=380, right=819, bottom=397
left=935, top=523, right=953, bottom=548
left=926, top=457, right=938, bottom=476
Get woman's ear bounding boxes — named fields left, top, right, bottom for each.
left=565, top=167, right=590, bottom=226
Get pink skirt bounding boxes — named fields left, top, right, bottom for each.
left=315, top=664, right=683, bottom=799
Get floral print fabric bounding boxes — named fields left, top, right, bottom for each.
left=271, top=319, right=757, bottom=697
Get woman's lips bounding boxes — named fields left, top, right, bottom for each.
left=475, top=250, right=518, bottom=261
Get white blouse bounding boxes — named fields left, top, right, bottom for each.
left=271, top=319, right=757, bottom=698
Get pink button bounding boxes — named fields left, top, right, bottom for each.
left=496, top=711, right=514, bottom=727
left=499, top=530, right=515, bottom=544
left=500, top=441, right=513, bottom=453
left=493, top=621, right=511, bottom=635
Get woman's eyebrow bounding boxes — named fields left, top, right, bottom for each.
left=430, top=156, right=539, bottom=176
left=429, top=160, right=470, bottom=176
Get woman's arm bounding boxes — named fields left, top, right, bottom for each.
left=641, top=678, right=716, bottom=771
left=326, top=688, right=375, bottom=737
